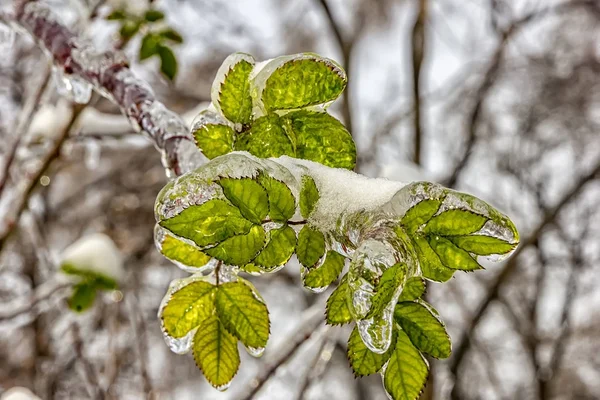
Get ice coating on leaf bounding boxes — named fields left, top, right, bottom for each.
left=383, top=181, right=446, bottom=219
left=245, top=345, right=266, bottom=358
left=53, top=68, right=93, bottom=104
left=158, top=274, right=215, bottom=354
left=154, top=225, right=219, bottom=273
left=357, top=305, right=394, bottom=355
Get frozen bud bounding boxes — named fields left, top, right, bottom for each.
left=60, top=233, right=125, bottom=283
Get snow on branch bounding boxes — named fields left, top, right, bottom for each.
left=10, top=0, right=204, bottom=177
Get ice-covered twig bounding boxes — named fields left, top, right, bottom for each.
left=11, top=0, right=203, bottom=177
left=0, top=278, right=71, bottom=322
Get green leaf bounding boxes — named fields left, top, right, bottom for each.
left=398, top=277, right=426, bottom=302
left=119, top=20, right=141, bottom=39
left=394, top=302, right=451, bottom=359
left=366, top=263, right=405, bottom=319
left=428, top=236, right=482, bottom=271
left=205, top=225, right=266, bottom=265
left=401, top=199, right=442, bottom=233
left=157, top=44, right=178, bottom=81
left=235, top=114, right=294, bottom=158
left=413, top=237, right=455, bottom=282
left=258, top=175, right=296, bottom=222
left=253, top=226, right=297, bottom=270
left=284, top=111, right=356, bottom=170
left=159, top=28, right=184, bottom=43
left=60, top=263, right=118, bottom=290
left=217, top=58, right=254, bottom=125
left=325, top=276, right=352, bottom=325
left=424, top=209, right=487, bottom=236
left=68, top=282, right=97, bottom=313
left=450, top=235, right=516, bottom=256
left=192, top=315, right=240, bottom=389
left=144, top=9, right=165, bottom=22
left=218, top=178, right=269, bottom=224
left=106, top=10, right=127, bottom=20
left=260, top=55, right=347, bottom=111
left=383, top=329, right=429, bottom=400
left=347, top=326, right=396, bottom=376
left=159, top=199, right=253, bottom=248
left=139, top=33, right=160, bottom=61
left=299, top=175, right=319, bottom=219
left=193, top=123, right=235, bottom=159
left=160, top=234, right=212, bottom=268
left=215, top=281, right=270, bottom=348
left=161, top=280, right=216, bottom=338
left=303, top=251, right=345, bottom=289
left=296, top=225, right=325, bottom=268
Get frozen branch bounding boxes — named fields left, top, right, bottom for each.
left=410, top=0, right=426, bottom=166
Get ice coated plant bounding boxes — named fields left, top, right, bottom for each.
left=154, top=53, right=520, bottom=398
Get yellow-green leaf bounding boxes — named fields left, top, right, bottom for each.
left=193, top=123, right=235, bottom=160
left=450, top=235, right=516, bottom=256
left=192, top=315, right=240, bottom=389
left=235, top=114, right=294, bottom=158
left=215, top=281, right=270, bottom=348
left=161, top=280, right=216, bottom=338
left=205, top=225, right=266, bottom=265
left=347, top=326, right=396, bottom=376
left=413, top=237, right=455, bottom=282
left=218, top=178, right=269, bottom=224
left=253, top=225, right=297, bottom=270
left=383, top=329, right=429, bottom=400
left=325, top=276, right=352, bottom=325
left=428, top=236, right=482, bottom=271
left=398, top=277, right=426, bottom=302
left=296, top=225, right=325, bottom=268
left=258, top=175, right=296, bottom=222
left=401, top=199, right=442, bottom=233
left=394, top=301, right=451, bottom=359
left=217, top=56, right=254, bottom=124
left=283, top=110, right=356, bottom=170
left=366, top=263, right=405, bottom=319
left=424, top=209, right=487, bottom=236
left=159, top=199, right=253, bottom=248
left=160, top=234, right=212, bottom=268
left=299, top=175, right=319, bottom=219
left=68, top=282, right=97, bottom=313
left=303, top=251, right=345, bottom=289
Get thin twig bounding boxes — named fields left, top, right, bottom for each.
left=294, top=326, right=333, bottom=400
left=72, top=323, right=105, bottom=400
left=411, top=0, right=427, bottom=165
left=0, top=279, right=71, bottom=321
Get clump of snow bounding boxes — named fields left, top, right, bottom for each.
left=60, top=233, right=125, bottom=282
left=1, top=387, right=41, bottom=400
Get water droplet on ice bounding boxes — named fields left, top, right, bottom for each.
left=162, top=327, right=196, bottom=355
left=215, top=382, right=231, bottom=392
left=245, top=346, right=265, bottom=358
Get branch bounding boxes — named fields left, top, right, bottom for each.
left=444, top=0, right=599, bottom=188
left=448, top=158, right=600, bottom=396
left=9, top=0, right=203, bottom=177
left=410, top=0, right=427, bottom=166
left=0, top=278, right=71, bottom=322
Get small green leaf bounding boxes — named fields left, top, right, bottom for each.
left=161, top=280, right=216, bottom=338
left=106, top=10, right=127, bottom=20
left=398, top=277, right=426, bottom=302
left=192, top=315, right=240, bottom=389
left=119, top=20, right=141, bottom=39
left=218, top=178, right=269, bottom=224
left=299, top=175, right=319, bottom=219
left=205, top=225, right=266, bottom=265
left=217, top=58, right=254, bottom=125
left=160, top=234, right=212, bottom=268
left=159, top=199, right=253, bottom=248
left=157, top=45, right=178, bottom=81
left=394, top=302, right=451, bottom=359
left=284, top=111, right=356, bottom=170
left=303, top=251, right=345, bottom=289
left=366, top=263, right=405, bottom=319
left=325, top=276, right=352, bottom=325
left=193, top=123, right=235, bottom=159
left=383, top=329, right=429, bottom=400
left=60, top=263, right=118, bottom=289
left=258, top=175, right=296, bottom=222
left=424, top=209, right=487, bottom=236
left=253, top=226, right=296, bottom=270
left=413, top=237, right=455, bottom=282
left=296, top=225, right=325, bottom=268
left=428, top=236, right=482, bottom=271
left=144, top=9, right=165, bottom=22
left=347, top=326, right=396, bottom=376
left=215, top=281, right=270, bottom=348
left=450, top=235, right=516, bottom=256
left=235, top=114, right=294, bottom=158
left=159, top=28, right=184, bottom=43
left=401, top=199, right=442, bottom=233
left=68, top=282, right=97, bottom=313
left=139, top=33, right=160, bottom=61
left=260, top=55, right=347, bottom=111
